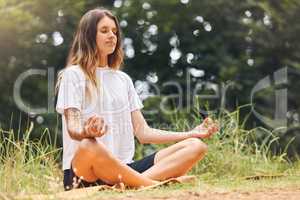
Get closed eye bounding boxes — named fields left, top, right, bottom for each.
left=99, top=27, right=117, bottom=35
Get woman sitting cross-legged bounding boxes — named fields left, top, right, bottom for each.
left=56, top=7, right=219, bottom=191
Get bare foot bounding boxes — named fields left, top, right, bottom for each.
left=175, top=175, right=197, bottom=183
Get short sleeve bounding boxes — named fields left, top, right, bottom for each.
left=127, top=76, right=144, bottom=112
left=56, top=68, right=86, bottom=114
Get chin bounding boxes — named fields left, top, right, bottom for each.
left=107, top=49, right=116, bottom=55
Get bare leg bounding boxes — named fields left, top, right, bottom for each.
left=72, top=139, right=157, bottom=187
left=142, top=138, right=207, bottom=180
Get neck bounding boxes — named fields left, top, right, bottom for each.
left=98, top=54, right=108, bottom=68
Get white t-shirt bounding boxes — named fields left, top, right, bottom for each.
left=56, top=65, right=143, bottom=170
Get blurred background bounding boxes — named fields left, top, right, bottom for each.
left=0, top=0, right=300, bottom=157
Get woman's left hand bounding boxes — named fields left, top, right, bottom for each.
left=188, top=117, right=219, bottom=139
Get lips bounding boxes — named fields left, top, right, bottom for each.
left=106, top=41, right=116, bottom=46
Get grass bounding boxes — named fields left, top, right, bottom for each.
left=0, top=107, right=300, bottom=199
left=0, top=122, right=62, bottom=195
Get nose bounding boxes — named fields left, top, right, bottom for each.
left=108, top=30, right=116, bottom=38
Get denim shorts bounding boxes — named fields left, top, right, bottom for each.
left=63, top=152, right=157, bottom=190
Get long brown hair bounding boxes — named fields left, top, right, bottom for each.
left=56, top=8, right=124, bottom=94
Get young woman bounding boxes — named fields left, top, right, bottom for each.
left=56, top=8, right=219, bottom=191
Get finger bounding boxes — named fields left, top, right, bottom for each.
left=84, top=117, right=92, bottom=126
left=89, top=116, right=98, bottom=126
left=100, top=125, right=108, bottom=135
left=90, top=124, right=106, bottom=138
left=206, top=118, right=214, bottom=126
left=93, top=118, right=100, bottom=132
left=212, top=122, right=219, bottom=131
left=204, top=117, right=214, bottom=128
left=214, top=124, right=219, bottom=132
left=84, top=124, right=95, bottom=137
left=84, top=116, right=96, bottom=132
left=202, top=119, right=209, bottom=128
left=89, top=116, right=99, bottom=132
left=202, top=129, right=210, bottom=138
left=210, top=125, right=218, bottom=134
left=88, top=118, right=105, bottom=137
left=86, top=115, right=96, bottom=124
left=95, top=118, right=104, bottom=133
left=84, top=124, right=91, bottom=137
left=208, top=126, right=216, bottom=135
left=85, top=117, right=98, bottom=136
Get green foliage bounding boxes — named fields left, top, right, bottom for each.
left=0, top=0, right=300, bottom=157
left=191, top=108, right=295, bottom=178
left=0, top=122, right=62, bottom=194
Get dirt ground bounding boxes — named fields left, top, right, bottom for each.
left=127, top=187, right=300, bottom=200
left=11, top=176, right=300, bottom=200
left=15, top=186, right=299, bottom=200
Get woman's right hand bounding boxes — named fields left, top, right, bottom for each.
left=65, top=108, right=108, bottom=140
left=84, top=115, right=108, bottom=138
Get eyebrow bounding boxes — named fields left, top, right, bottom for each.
left=99, top=25, right=117, bottom=30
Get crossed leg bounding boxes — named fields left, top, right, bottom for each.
left=71, top=138, right=157, bottom=187
left=142, top=138, right=208, bottom=181
left=72, top=137, right=207, bottom=187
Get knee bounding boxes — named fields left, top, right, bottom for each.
left=78, top=138, right=106, bottom=156
left=184, top=138, right=208, bottom=159
left=79, top=138, right=97, bottom=150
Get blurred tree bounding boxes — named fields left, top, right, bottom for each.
left=0, top=0, right=300, bottom=155
left=0, top=0, right=112, bottom=132
left=113, top=0, right=300, bottom=129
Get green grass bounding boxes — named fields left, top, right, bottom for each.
left=1, top=107, right=300, bottom=198
left=0, top=122, right=62, bottom=195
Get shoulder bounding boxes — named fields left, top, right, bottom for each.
left=62, top=65, right=86, bottom=81
left=114, top=70, right=133, bottom=82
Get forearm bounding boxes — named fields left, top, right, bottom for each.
left=132, top=110, right=217, bottom=144
left=64, top=108, right=88, bottom=141
left=140, top=126, right=192, bottom=144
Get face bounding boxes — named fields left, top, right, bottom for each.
left=96, top=16, right=118, bottom=56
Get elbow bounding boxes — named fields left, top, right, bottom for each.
left=137, top=137, right=149, bottom=144
left=135, top=134, right=147, bottom=144
left=135, top=126, right=151, bottom=144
